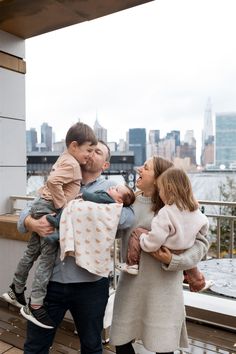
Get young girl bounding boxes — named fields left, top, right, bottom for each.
left=117, top=167, right=213, bottom=290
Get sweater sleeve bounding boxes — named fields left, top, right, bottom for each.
left=140, top=208, right=172, bottom=252
left=162, top=233, right=209, bottom=272
left=47, top=162, right=81, bottom=209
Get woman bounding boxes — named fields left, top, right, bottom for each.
left=110, top=156, right=209, bottom=354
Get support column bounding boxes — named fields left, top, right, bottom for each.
left=0, top=30, right=27, bottom=213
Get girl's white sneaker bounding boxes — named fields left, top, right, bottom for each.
left=199, top=279, right=214, bottom=292
left=115, top=263, right=139, bottom=275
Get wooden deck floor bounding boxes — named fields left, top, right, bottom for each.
left=0, top=301, right=235, bottom=354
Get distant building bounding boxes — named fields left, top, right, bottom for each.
left=118, top=138, right=127, bottom=152
left=26, top=128, right=38, bottom=152
left=184, top=130, right=195, bottom=145
left=41, top=122, right=53, bottom=152
left=202, top=98, right=214, bottom=144
left=201, top=98, right=214, bottom=166
left=147, top=130, right=160, bottom=159
left=53, top=139, right=66, bottom=153
left=128, top=128, right=146, bottom=166
left=174, top=157, right=196, bottom=171
left=201, top=136, right=214, bottom=166
left=93, top=118, right=107, bottom=142
left=157, top=137, right=175, bottom=161
left=149, top=130, right=160, bottom=144
left=215, top=112, right=236, bottom=168
left=177, top=141, right=196, bottom=165
left=107, top=141, right=117, bottom=152
left=146, top=142, right=158, bottom=159
left=166, top=130, right=180, bottom=152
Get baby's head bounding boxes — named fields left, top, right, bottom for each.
left=107, top=184, right=135, bottom=206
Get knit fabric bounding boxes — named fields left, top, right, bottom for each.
left=110, top=193, right=209, bottom=352
left=140, top=203, right=209, bottom=252
left=60, top=199, right=123, bottom=277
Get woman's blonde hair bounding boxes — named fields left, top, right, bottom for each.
left=151, top=156, right=174, bottom=213
left=157, top=167, right=199, bottom=211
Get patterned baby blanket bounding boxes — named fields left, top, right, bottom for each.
left=60, top=199, right=123, bottom=277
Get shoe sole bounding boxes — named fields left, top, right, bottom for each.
left=126, top=269, right=138, bottom=275
left=20, top=307, right=54, bottom=329
left=2, top=293, right=23, bottom=308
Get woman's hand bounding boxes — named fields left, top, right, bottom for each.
left=150, top=246, right=172, bottom=265
left=25, top=215, right=54, bottom=237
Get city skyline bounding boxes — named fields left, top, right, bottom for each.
left=25, top=0, right=236, bottom=163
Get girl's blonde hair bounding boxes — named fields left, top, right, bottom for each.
left=151, top=156, right=174, bottom=213
left=157, top=167, right=199, bottom=211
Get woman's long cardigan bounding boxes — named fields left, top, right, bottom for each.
left=110, top=194, right=209, bottom=352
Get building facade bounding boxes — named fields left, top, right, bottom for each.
left=215, top=113, right=236, bottom=168
left=41, top=122, right=53, bottom=152
left=128, top=128, right=146, bottom=166
left=26, top=128, right=38, bottom=152
left=93, top=118, right=107, bottom=142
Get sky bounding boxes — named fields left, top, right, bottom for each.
left=25, top=0, right=236, bottom=162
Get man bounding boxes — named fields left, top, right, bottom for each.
left=18, top=140, right=134, bottom=354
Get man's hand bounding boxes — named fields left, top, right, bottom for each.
left=25, top=215, right=54, bottom=237
left=150, top=246, right=172, bottom=265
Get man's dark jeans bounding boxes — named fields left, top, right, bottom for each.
left=24, top=278, right=109, bottom=354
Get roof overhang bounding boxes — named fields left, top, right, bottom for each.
left=0, top=0, right=153, bottom=39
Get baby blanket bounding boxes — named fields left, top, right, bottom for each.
left=60, top=199, right=123, bottom=277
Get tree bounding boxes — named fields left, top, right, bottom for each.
left=210, top=176, right=236, bottom=256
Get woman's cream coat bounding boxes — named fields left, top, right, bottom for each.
left=110, top=194, right=209, bottom=352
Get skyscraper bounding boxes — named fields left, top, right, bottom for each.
left=215, top=113, right=236, bottom=168
left=202, top=98, right=214, bottom=144
left=149, top=130, right=160, bottom=144
left=201, top=98, right=214, bottom=166
left=166, top=130, right=180, bottom=151
left=128, top=128, right=146, bottom=166
left=41, top=122, right=53, bottom=152
left=26, top=128, right=38, bottom=152
left=93, top=118, right=107, bottom=142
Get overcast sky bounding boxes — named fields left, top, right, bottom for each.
left=25, top=0, right=236, bottom=162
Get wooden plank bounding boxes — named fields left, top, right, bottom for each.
left=0, top=304, right=235, bottom=354
left=3, top=348, right=23, bottom=354
left=0, top=52, right=26, bottom=74
left=0, top=341, right=12, bottom=353
left=0, top=214, right=30, bottom=241
left=187, top=321, right=236, bottom=352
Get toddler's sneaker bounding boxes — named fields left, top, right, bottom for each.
left=199, top=279, right=214, bottom=292
left=20, top=303, right=55, bottom=329
left=2, top=283, right=26, bottom=308
left=126, top=265, right=139, bottom=275
left=115, top=263, right=139, bottom=275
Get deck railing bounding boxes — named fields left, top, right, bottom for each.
left=198, top=200, right=236, bottom=259
left=9, top=196, right=236, bottom=260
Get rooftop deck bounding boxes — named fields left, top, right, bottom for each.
left=0, top=200, right=235, bottom=353
left=0, top=299, right=235, bottom=354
